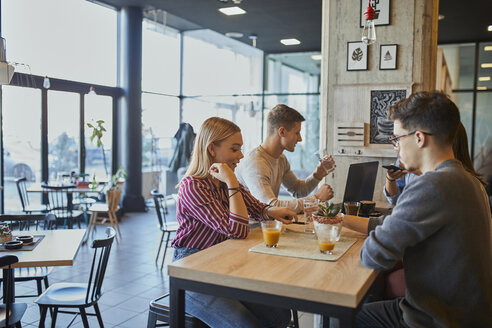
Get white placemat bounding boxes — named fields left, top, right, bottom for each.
left=249, top=230, right=357, bottom=261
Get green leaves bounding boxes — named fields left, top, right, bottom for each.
left=87, top=120, right=106, bottom=147
left=316, top=201, right=340, bottom=217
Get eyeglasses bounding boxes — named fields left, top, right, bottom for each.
left=389, top=131, right=433, bottom=148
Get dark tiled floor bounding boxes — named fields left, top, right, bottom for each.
left=13, top=199, right=315, bottom=327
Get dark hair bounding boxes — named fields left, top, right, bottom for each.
left=388, top=92, right=460, bottom=145
left=267, top=104, right=305, bottom=135
left=453, top=122, right=487, bottom=186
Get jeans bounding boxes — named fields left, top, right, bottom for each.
left=172, top=247, right=291, bottom=328
left=356, top=298, right=410, bottom=328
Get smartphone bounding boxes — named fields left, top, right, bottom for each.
left=382, top=164, right=403, bottom=171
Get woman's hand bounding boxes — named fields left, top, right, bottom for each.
left=209, top=163, right=238, bottom=186
left=267, top=207, right=296, bottom=224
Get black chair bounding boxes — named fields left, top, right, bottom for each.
left=147, top=293, right=208, bottom=328
left=41, top=184, right=84, bottom=229
left=0, top=255, right=27, bottom=328
left=15, top=177, right=48, bottom=230
left=151, top=190, right=179, bottom=270
left=34, top=227, right=116, bottom=328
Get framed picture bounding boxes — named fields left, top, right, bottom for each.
left=369, top=89, right=407, bottom=144
left=379, top=44, right=397, bottom=70
left=360, top=0, right=390, bottom=27
left=347, top=42, right=368, bottom=71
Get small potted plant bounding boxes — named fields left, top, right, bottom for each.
left=0, top=224, right=12, bottom=244
left=313, top=202, right=344, bottom=241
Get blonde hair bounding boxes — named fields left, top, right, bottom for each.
left=182, top=117, right=241, bottom=180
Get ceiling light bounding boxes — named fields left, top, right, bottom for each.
left=311, top=54, right=322, bottom=60
left=488, top=25, right=492, bottom=32
left=481, top=63, right=492, bottom=68
left=218, top=6, right=246, bottom=16
left=280, top=38, right=301, bottom=46
left=477, top=86, right=487, bottom=90
left=225, top=32, right=244, bottom=38
left=438, top=14, right=445, bottom=20
left=478, top=76, right=491, bottom=81
left=485, top=46, right=492, bottom=51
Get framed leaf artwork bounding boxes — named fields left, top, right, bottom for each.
left=347, top=41, right=368, bottom=71
left=379, top=44, right=398, bottom=70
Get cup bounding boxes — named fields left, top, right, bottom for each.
left=261, top=221, right=283, bottom=248
left=344, top=201, right=361, bottom=216
left=313, top=220, right=342, bottom=254
left=359, top=200, right=376, bottom=217
left=303, top=198, right=319, bottom=233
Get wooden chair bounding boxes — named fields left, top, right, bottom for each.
left=84, top=187, right=122, bottom=244
left=0, top=255, right=27, bottom=328
left=35, top=228, right=116, bottom=328
left=151, top=190, right=179, bottom=270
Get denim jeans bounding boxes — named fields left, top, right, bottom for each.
left=172, top=247, right=291, bottom=328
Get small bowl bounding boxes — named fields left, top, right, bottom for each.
left=16, top=235, right=34, bottom=244
left=4, top=240, right=23, bottom=249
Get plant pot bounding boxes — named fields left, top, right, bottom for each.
left=313, top=213, right=344, bottom=242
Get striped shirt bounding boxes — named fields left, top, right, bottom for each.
left=171, top=176, right=268, bottom=250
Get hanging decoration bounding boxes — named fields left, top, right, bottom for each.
left=361, top=0, right=376, bottom=45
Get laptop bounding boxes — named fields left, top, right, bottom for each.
left=342, top=161, right=379, bottom=207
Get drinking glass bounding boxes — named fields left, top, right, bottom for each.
left=314, top=151, right=336, bottom=174
left=314, top=219, right=342, bottom=254
left=303, top=198, right=319, bottom=233
left=261, top=221, right=283, bottom=248
left=344, top=201, right=361, bottom=216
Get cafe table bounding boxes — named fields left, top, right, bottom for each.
left=168, top=227, right=378, bottom=328
left=1, top=229, right=86, bottom=301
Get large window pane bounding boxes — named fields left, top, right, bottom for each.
left=451, top=92, right=474, bottom=152
left=477, top=42, right=492, bottom=90
left=2, top=0, right=117, bottom=86
left=2, top=87, right=41, bottom=212
left=142, top=21, right=181, bottom=95
left=48, top=91, right=79, bottom=180
left=263, top=95, right=320, bottom=174
left=85, top=95, right=112, bottom=179
left=142, top=94, right=180, bottom=170
left=440, top=44, right=475, bottom=90
left=474, top=92, right=492, bottom=178
left=182, top=29, right=263, bottom=96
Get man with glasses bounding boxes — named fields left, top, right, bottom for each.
left=356, top=92, right=492, bottom=327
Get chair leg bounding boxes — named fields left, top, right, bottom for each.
left=43, top=276, right=49, bottom=290
left=147, top=311, right=158, bottom=328
left=292, top=310, right=299, bottom=328
left=111, top=211, right=122, bottom=238
left=51, top=307, right=58, bottom=328
left=156, top=231, right=165, bottom=263
left=108, top=212, right=119, bottom=243
left=80, top=307, right=90, bottom=328
left=36, top=279, right=43, bottom=296
left=161, top=232, right=171, bottom=270
left=94, top=303, right=105, bottom=328
left=84, top=212, right=96, bottom=244
left=39, top=306, right=48, bottom=328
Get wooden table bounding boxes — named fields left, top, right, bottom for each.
left=168, top=228, right=378, bottom=327
left=27, top=183, right=104, bottom=194
left=1, top=229, right=86, bottom=302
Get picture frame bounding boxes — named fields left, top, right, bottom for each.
left=379, top=44, right=397, bottom=70
left=360, top=0, right=390, bottom=28
left=369, top=89, right=407, bottom=144
left=347, top=41, right=368, bottom=71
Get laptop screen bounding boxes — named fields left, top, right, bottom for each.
left=342, top=161, right=379, bottom=204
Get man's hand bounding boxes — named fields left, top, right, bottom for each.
left=315, top=184, right=334, bottom=201
left=267, top=207, right=296, bottom=224
left=313, top=155, right=336, bottom=179
left=387, top=169, right=407, bottom=181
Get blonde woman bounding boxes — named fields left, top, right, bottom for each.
left=171, top=117, right=295, bottom=328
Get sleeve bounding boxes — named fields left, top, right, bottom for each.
left=240, top=185, right=269, bottom=222
left=179, top=179, right=249, bottom=239
left=281, top=159, right=321, bottom=199
left=239, top=156, right=305, bottom=213
left=361, top=177, right=447, bottom=270
left=383, top=185, right=402, bottom=205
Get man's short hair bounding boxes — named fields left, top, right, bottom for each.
left=388, top=91, right=461, bottom=145
left=267, top=104, right=305, bottom=135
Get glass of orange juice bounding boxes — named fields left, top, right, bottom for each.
left=261, top=221, right=283, bottom=248
left=314, top=221, right=340, bottom=254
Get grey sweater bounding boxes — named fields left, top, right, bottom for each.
left=361, top=159, right=492, bottom=327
